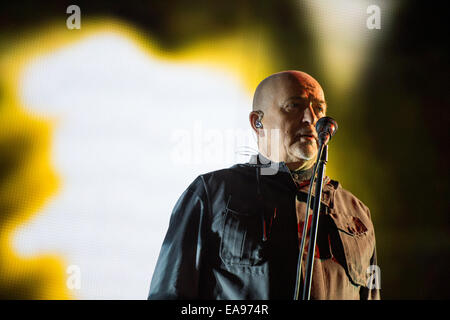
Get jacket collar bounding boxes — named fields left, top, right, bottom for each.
left=247, top=153, right=291, bottom=174
left=246, top=153, right=302, bottom=193
left=245, top=153, right=336, bottom=207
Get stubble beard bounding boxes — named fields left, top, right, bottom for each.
left=288, top=140, right=318, bottom=162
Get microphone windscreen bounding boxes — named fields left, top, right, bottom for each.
left=316, top=116, right=338, bottom=138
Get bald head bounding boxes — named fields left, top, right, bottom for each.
left=250, top=70, right=327, bottom=169
left=252, top=70, right=324, bottom=112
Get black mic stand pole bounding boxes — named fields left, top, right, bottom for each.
left=302, top=142, right=328, bottom=300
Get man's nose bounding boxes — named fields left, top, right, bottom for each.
left=302, top=102, right=318, bottom=126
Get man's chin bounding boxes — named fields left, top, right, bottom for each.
left=289, top=145, right=317, bottom=161
left=290, top=142, right=317, bottom=160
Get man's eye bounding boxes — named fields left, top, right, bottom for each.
left=286, top=102, right=303, bottom=110
left=314, top=104, right=325, bottom=114
left=284, top=101, right=325, bottom=113
left=284, top=103, right=294, bottom=111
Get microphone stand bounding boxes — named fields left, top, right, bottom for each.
left=302, top=143, right=327, bottom=300
left=293, top=142, right=328, bottom=300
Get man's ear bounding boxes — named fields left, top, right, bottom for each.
left=249, top=111, right=265, bottom=137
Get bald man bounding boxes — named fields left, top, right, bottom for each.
left=148, top=70, right=380, bottom=300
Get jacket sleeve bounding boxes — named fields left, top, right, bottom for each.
left=147, top=176, right=209, bottom=299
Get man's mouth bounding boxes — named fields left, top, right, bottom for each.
left=297, top=134, right=317, bottom=141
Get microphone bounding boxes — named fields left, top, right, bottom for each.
left=316, top=116, right=338, bottom=145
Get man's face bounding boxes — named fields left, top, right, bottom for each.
left=262, top=74, right=327, bottom=164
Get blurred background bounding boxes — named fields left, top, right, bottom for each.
left=0, top=0, right=448, bottom=299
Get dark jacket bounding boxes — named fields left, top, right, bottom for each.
left=148, top=154, right=380, bottom=300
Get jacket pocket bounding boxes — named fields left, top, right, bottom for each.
left=219, top=201, right=265, bottom=266
left=329, top=213, right=375, bottom=287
